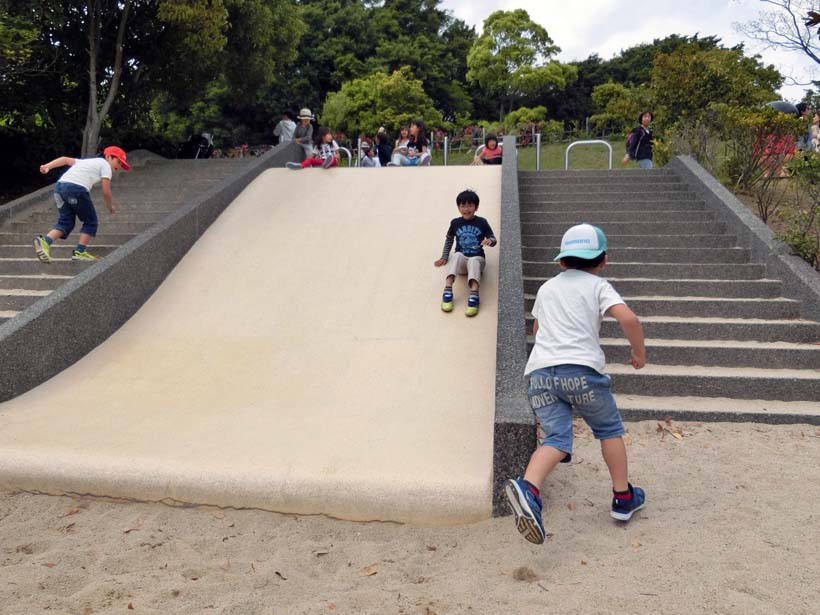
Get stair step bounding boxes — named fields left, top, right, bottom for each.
left=524, top=314, right=820, bottom=342
left=519, top=170, right=675, bottom=183
left=522, top=247, right=749, bottom=264
left=614, top=395, right=820, bottom=424
left=603, top=338, right=820, bottom=369
left=523, top=221, right=725, bottom=234
left=523, top=294, right=800, bottom=319
left=521, top=234, right=733, bottom=249
left=525, top=337, right=820, bottom=369
left=0, top=258, right=95, bottom=275
left=519, top=185, right=694, bottom=196
left=521, top=210, right=713, bottom=223
left=0, top=275, right=72, bottom=290
left=518, top=181, right=687, bottom=191
left=522, top=262, right=765, bottom=280
left=601, top=316, right=820, bottom=343
left=21, top=212, right=174, bottom=224
left=0, top=233, right=137, bottom=245
left=0, top=245, right=117, bottom=258
left=7, top=221, right=153, bottom=234
left=0, top=290, right=50, bottom=311
left=523, top=277, right=782, bottom=298
left=607, top=363, right=820, bottom=401
left=517, top=191, right=696, bottom=202
left=521, top=201, right=707, bottom=213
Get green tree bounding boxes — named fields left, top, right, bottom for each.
left=0, top=0, right=303, bottom=198
left=651, top=45, right=782, bottom=125
left=283, top=0, right=475, bottom=122
left=321, top=67, right=443, bottom=136
left=589, top=82, right=645, bottom=134
left=466, top=9, right=576, bottom=119
left=0, top=9, right=39, bottom=79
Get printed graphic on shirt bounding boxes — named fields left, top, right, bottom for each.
left=455, top=224, right=484, bottom=256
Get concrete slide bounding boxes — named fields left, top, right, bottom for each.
left=0, top=166, right=501, bottom=524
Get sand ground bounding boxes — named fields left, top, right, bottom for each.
left=1, top=420, right=818, bottom=615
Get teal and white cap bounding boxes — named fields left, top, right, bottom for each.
left=554, top=223, right=608, bottom=261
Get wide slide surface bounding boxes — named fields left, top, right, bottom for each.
left=0, top=166, right=501, bottom=524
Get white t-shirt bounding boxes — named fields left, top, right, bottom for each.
left=524, top=269, right=625, bottom=376
left=59, top=157, right=112, bottom=191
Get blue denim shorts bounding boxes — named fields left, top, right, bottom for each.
left=528, top=365, right=624, bottom=459
left=53, top=182, right=98, bottom=237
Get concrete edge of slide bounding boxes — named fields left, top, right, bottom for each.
left=492, top=136, right=537, bottom=516
left=0, top=447, right=493, bottom=525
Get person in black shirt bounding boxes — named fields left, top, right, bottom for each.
left=433, top=189, right=497, bottom=316
left=622, top=111, right=654, bottom=169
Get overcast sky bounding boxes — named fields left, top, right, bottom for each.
left=439, top=0, right=818, bottom=102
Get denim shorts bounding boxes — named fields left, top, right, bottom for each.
left=53, top=182, right=98, bottom=237
left=528, top=364, right=624, bottom=459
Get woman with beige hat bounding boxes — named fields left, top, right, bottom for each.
left=293, top=108, right=314, bottom=157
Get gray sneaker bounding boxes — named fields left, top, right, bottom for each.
left=322, top=155, right=334, bottom=169
left=286, top=162, right=303, bottom=170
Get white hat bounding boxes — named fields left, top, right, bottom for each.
left=298, top=108, right=313, bottom=120
left=554, top=224, right=608, bottom=261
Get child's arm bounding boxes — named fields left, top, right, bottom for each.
left=606, top=303, right=646, bottom=369
left=434, top=233, right=454, bottom=267
left=100, top=178, right=116, bottom=214
left=480, top=221, right=497, bottom=247
left=39, top=156, right=75, bottom=174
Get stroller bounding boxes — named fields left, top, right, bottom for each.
left=178, top=133, right=214, bottom=159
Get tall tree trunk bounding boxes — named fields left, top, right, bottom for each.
left=81, top=0, right=131, bottom=157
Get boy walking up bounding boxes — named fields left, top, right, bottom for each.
left=34, top=146, right=129, bottom=262
left=505, top=223, right=647, bottom=545
left=433, top=189, right=496, bottom=317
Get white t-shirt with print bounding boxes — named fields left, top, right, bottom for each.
left=314, top=140, right=339, bottom=160
left=524, top=269, right=625, bottom=376
left=59, top=157, right=112, bottom=191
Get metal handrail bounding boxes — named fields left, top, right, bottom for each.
left=565, top=140, right=612, bottom=170
left=338, top=147, right=353, bottom=167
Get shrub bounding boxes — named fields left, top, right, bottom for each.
left=781, top=152, right=820, bottom=270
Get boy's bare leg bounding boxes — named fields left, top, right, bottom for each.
left=468, top=279, right=479, bottom=291
left=445, top=274, right=455, bottom=286
left=600, top=436, right=629, bottom=492
left=523, top=445, right=567, bottom=487
left=46, top=229, right=63, bottom=242
left=77, top=232, right=93, bottom=249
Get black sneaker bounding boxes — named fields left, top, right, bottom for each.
left=611, top=483, right=646, bottom=521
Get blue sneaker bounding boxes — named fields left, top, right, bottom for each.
left=611, top=483, right=646, bottom=521
left=441, top=289, right=454, bottom=312
left=504, top=478, right=546, bottom=544
left=465, top=293, right=479, bottom=317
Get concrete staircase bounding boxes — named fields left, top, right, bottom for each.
left=519, top=169, right=820, bottom=424
left=0, top=158, right=252, bottom=326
